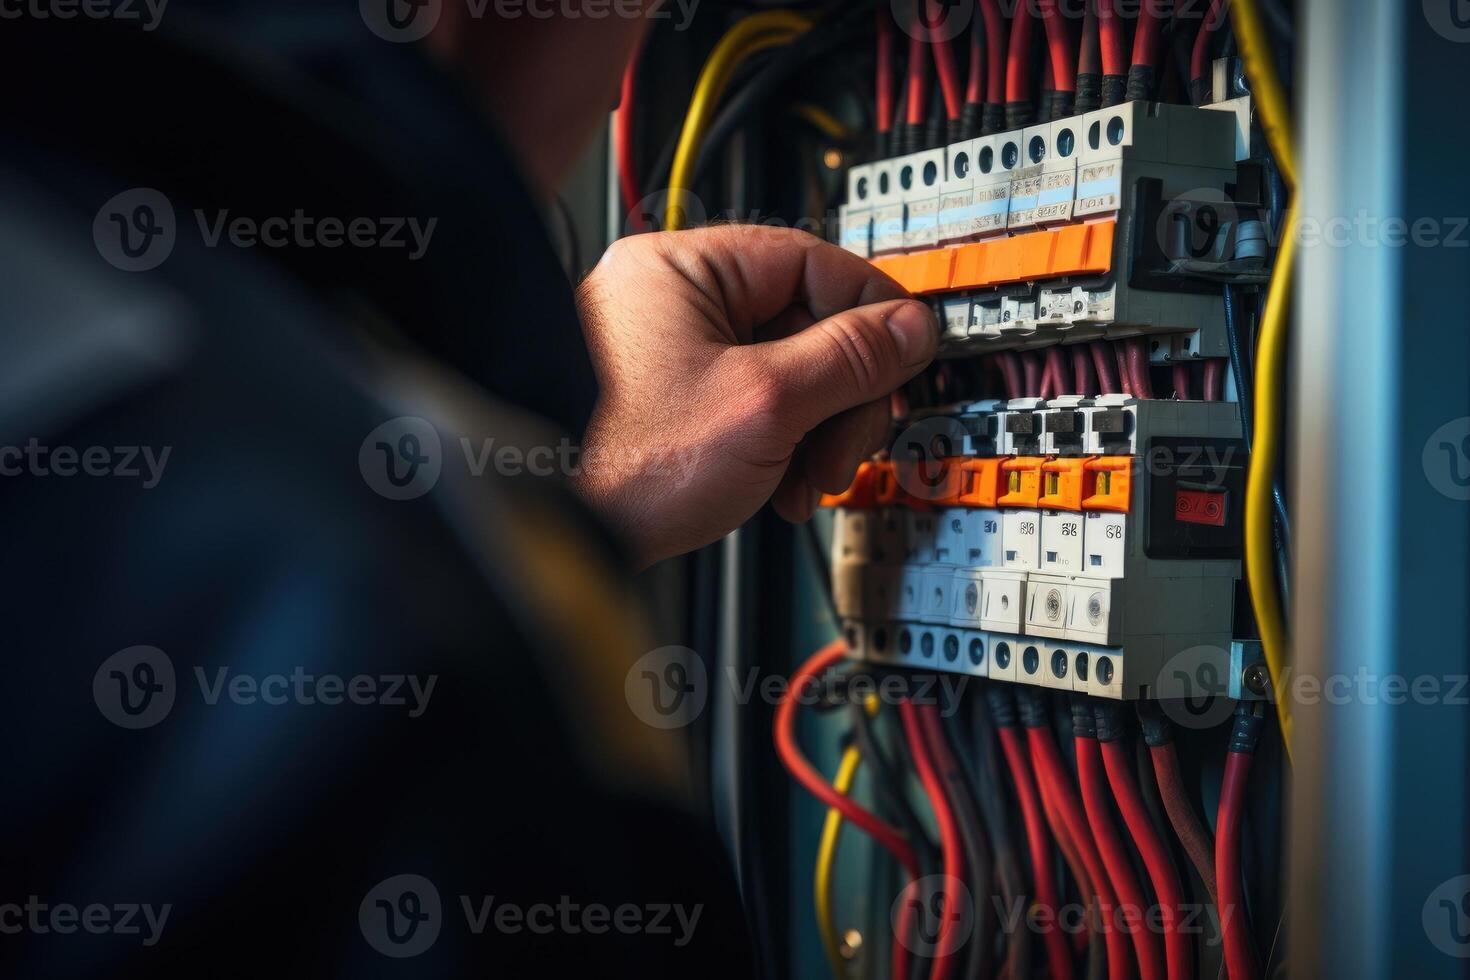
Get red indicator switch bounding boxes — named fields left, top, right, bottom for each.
left=1175, top=488, right=1227, bottom=527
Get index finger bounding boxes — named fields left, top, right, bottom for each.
left=647, top=224, right=912, bottom=343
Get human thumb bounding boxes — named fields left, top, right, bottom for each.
left=749, top=299, right=938, bottom=434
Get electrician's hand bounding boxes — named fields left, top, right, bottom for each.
left=573, top=225, right=938, bottom=568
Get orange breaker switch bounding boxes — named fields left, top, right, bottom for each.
left=1040, top=457, right=1091, bottom=511
left=954, top=457, right=1006, bottom=508
left=869, top=219, right=1116, bottom=296
left=1082, top=456, right=1133, bottom=513
left=872, top=461, right=905, bottom=507
left=894, top=456, right=963, bottom=508
left=999, top=457, right=1046, bottom=508
left=819, top=460, right=883, bottom=509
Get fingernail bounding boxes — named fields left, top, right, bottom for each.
left=886, top=301, right=938, bottom=368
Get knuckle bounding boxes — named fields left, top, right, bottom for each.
left=818, top=314, right=886, bottom=394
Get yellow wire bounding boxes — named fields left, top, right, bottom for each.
left=665, top=11, right=813, bottom=230
left=1233, top=0, right=1296, bottom=761
left=815, top=744, right=863, bottom=977
left=1244, top=199, right=1296, bottom=762
left=792, top=103, right=853, bottom=142
left=1230, top=0, right=1296, bottom=191
left=814, top=694, right=881, bottom=978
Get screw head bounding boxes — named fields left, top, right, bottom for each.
left=1242, top=662, right=1270, bottom=697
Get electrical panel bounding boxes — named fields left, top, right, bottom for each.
left=825, top=396, right=1245, bottom=699
left=828, top=98, right=1265, bottom=702
left=838, top=101, right=1253, bottom=363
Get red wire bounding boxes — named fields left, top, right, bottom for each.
left=1026, top=726, right=1132, bottom=980
left=966, top=0, right=984, bottom=105
left=998, top=351, right=1023, bottom=400
left=1046, top=345, right=1070, bottom=397
left=1172, top=362, right=1191, bottom=401
left=1203, top=358, right=1224, bottom=401
left=1132, top=0, right=1166, bottom=70
left=1079, top=0, right=1101, bottom=78
left=1101, top=739, right=1191, bottom=980
left=1217, top=751, right=1258, bottom=980
left=907, top=23, right=930, bottom=127
left=926, top=0, right=964, bottom=120
left=1192, top=0, right=1225, bottom=83
left=901, top=701, right=966, bottom=980
left=1037, top=0, right=1076, bottom=93
left=1072, top=345, right=1096, bottom=397
left=773, top=642, right=919, bottom=874
left=1149, top=743, right=1219, bottom=908
left=978, top=0, right=1006, bottom=105
left=1097, top=0, right=1128, bottom=77
left=1076, top=736, right=1163, bottom=980
left=878, top=6, right=896, bottom=133
left=1127, top=339, right=1155, bottom=400
left=1090, top=340, right=1120, bottom=394
left=997, top=726, right=1075, bottom=980
left=1020, top=350, right=1042, bottom=398
left=1004, top=0, right=1034, bottom=105
left=1114, top=344, right=1134, bottom=397
left=614, top=47, right=644, bottom=233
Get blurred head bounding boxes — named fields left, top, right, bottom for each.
left=430, top=3, right=656, bottom=198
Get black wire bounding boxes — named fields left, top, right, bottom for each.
left=802, top=520, right=840, bottom=630
left=693, top=4, right=874, bottom=187
left=1224, top=283, right=1291, bottom=611
left=959, top=685, right=1035, bottom=980
left=848, top=694, right=938, bottom=980
left=1256, top=0, right=1293, bottom=43
left=925, top=699, right=995, bottom=980
left=640, top=3, right=871, bottom=197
